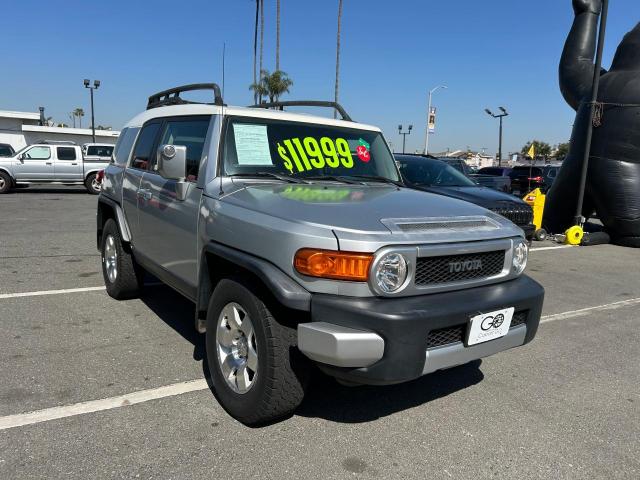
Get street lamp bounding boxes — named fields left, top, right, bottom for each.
left=485, top=106, right=509, bottom=166
left=398, top=124, right=413, bottom=154
left=84, top=79, right=101, bottom=142
left=424, top=85, right=447, bottom=155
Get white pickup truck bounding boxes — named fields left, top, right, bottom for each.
left=0, top=141, right=111, bottom=194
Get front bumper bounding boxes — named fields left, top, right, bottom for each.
left=520, top=223, right=536, bottom=241
left=298, top=275, right=544, bottom=385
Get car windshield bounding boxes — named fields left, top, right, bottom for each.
left=222, top=116, right=400, bottom=182
left=397, top=158, right=476, bottom=187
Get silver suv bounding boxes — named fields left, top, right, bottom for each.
left=97, top=84, right=544, bottom=425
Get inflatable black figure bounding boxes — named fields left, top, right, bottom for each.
left=544, top=0, right=640, bottom=247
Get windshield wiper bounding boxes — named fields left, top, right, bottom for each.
left=305, top=175, right=364, bottom=185
left=229, top=172, right=310, bottom=184
left=343, top=175, right=404, bottom=187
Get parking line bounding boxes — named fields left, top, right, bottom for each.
left=0, top=379, right=209, bottom=431
left=0, top=286, right=106, bottom=300
left=530, top=245, right=573, bottom=252
left=540, top=297, right=640, bottom=324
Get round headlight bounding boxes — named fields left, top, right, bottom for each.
left=512, top=241, right=528, bottom=274
left=373, top=253, right=408, bottom=293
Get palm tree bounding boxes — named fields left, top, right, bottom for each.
left=253, top=0, right=259, bottom=104
left=250, top=69, right=293, bottom=103
left=334, top=0, right=344, bottom=119
left=276, top=0, right=281, bottom=71
left=73, top=108, right=85, bottom=128
left=69, top=113, right=76, bottom=128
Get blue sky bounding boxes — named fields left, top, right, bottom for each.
left=2, top=0, right=639, bottom=155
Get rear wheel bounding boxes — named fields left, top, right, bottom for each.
left=206, top=278, right=308, bottom=425
left=0, top=172, right=12, bottom=194
left=534, top=228, right=548, bottom=242
left=85, top=173, right=101, bottom=195
left=101, top=219, right=143, bottom=299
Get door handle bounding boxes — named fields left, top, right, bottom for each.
left=46, top=162, right=52, bottom=165
left=71, top=163, right=78, bottom=165
left=137, top=189, right=152, bottom=200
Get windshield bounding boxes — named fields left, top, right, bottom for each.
left=397, top=158, right=476, bottom=187
left=222, top=116, right=400, bottom=182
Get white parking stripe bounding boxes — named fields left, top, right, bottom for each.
left=540, top=297, right=640, bottom=324
left=0, top=379, right=209, bottom=431
left=529, top=245, right=573, bottom=252
left=0, top=286, right=106, bottom=300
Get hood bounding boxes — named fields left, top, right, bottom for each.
left=417, top=185, right=526, bottom=208
left=222, top=183, right=499, bottom=234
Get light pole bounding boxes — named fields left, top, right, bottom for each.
left=424, top=85, right=447, bottom=155
left=485, top=107, right=509, bottom=166
left=84, top=79, right=100, bottom=142
left=398, top=124, right=412, bottom=154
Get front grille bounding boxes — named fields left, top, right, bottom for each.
left=490, top=205, right=533, bottom=226
left=425, top=310, right=529, bottom=349
left=415, top=251, right=506, bottom=286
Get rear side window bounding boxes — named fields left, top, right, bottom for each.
left=131, top=123, right=161, bottom=170
left=157, top=117, right=210, bottom=181
left=113, top=128, right=138, bottom=166
left=57, top=147, right=77, bottom=160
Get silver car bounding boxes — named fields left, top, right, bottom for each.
left=97, top=84, right=544, bottom=425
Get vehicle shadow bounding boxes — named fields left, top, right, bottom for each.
left=8, top=186, right=89, bottom=194
left=138, top=283, right=484, bottom=425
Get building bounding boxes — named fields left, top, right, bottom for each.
left=0, top=109, right=119, bottom=151
left=431, top=150, right=495, bottom=169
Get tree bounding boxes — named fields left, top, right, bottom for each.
left=250, top=69, right=293, bottom=103
left=555, top=142, right=570, bottom=160
left=73, top=108, right=85, bottom=128
left=334, top=0, right=343, bottom=119
left=276, top=0, right=281, bottom=71
left=57, top=123, right=68, bottom=128
left=522, top=140, right=552, bottom=160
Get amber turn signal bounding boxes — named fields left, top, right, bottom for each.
left=294, top=249, right=373, bottom=281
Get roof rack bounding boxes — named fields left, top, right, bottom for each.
left=147, top=83, right=224, bottom=110
left=248, top=100, right=353, bottom=122
left=35, top=140, right=77, bottom=145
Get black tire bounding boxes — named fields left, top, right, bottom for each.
left=100, top=219, right=143, bottom=299
left=0, top=171, right=12, bottom=194
left=534, top=228, right=548, bottom=242
left=206, top=278, right=308, bottom=425
left=85, top=173, right=100, bottom=195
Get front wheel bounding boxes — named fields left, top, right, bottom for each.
left=206, top=278, right=308, bottom=425
left=101, top=219, right=143, bottom=299
left=0, top=171, right=12, bottom=194
left=85, top=173, right=101, bottom=195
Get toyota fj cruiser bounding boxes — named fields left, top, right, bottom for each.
left=97, top=84, right=544, bottom=425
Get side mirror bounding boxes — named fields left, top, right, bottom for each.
left=156, top=144, right=187, bottom=181
left=18, top=153, right=24, bottom=162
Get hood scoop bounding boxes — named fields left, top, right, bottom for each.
left=382, top=216, right=500, bottom=234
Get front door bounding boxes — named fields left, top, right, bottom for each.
left=13, top=146, right=54, bottom=180
left=54, top=146, right=83, bottom=180
left=136, top=116, right=211, bottom=296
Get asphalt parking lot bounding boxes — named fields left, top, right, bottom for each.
left=1, top=187, right=638, bottom=479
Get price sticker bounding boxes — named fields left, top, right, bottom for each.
left=277, top=137, right=354, bottom=174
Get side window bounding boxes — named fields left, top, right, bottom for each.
left=113, top=128, right=138, bottom=166
left=57, top=147, right=77, bottom=161
left=157, top=117, right=211, bottom=181
left=131, top=123, right=161, bottom=170
left=24, top=146, right=51, bottom=160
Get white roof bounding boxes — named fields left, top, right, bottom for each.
left=22, top=125, right=120, bottom=137
left=124, top=104, right=380, bottom=132
left=0, top=110, right=41, bottom=121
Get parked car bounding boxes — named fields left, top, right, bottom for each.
left=541, top=165, right=561, bottom=192
left=396, top=155, right=535, bottom=240
left=440, top=158, right=511, bottom=192
left=478, top=166, right=512, bottom=178
left=0, top=143, right=15, bottom=157
left=82, top=143, right=115, bottom=163
left=509, top=166, right=546, bottom=195
left=98, top=83, right=543, bottom=425
left=0, top=141, right=109, bottom=194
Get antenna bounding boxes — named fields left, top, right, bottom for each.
left=219, top=42, right=226, bottom=196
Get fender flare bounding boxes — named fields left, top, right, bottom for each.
left=0, top=167, right=15, bottom=183
left=84, top=168, right=103, bottom=180
left=97, top=196, right=132, bottom=245
left=198, top=242, right=312, bottom=318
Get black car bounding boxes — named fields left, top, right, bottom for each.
left=508, top=166, right=546, bottom=194
left=541, top=165, right=560, bottom=192
left=396, top=155, right=535, bottom=240
left=0, top=143, right=15, bottom=157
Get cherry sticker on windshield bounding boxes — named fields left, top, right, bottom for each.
left=356, top=139, right=371, bottom=162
